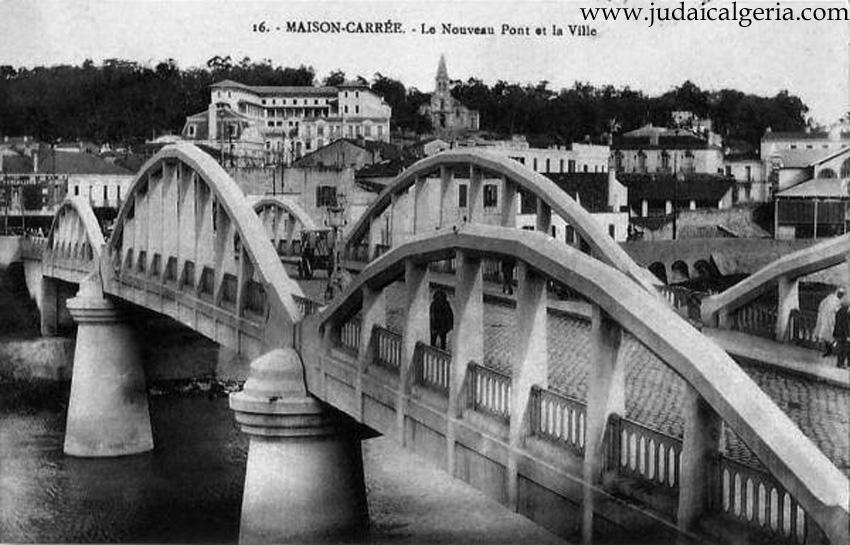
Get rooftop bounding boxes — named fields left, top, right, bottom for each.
left=210, top=79, right=338, bottom=97
left=620, top=173, right=734, bottom=202
left=542, top=172, right=610, bottom=213
left=776, top=177, right=846, bottom=198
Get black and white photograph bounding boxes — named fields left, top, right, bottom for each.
left=0, top=1, right=848, bottom=543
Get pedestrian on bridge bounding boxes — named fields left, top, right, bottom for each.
left=832, top=296, right=850, bottom=369
left=816, top=287, right=844, bottom=356
left=430, top=290, right=453, bottom=351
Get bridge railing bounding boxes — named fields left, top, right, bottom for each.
left=21, top=236, right=48, bottom=260
left=788, top=309, right=818, bottom=350
left=374, top=326, right=402, bottom=370
left=610, top=415, right=682, bottom=490
left=467, top=362, right=511, bottom=421
left=732, top=304, right=777, bottom=339
left=716, top=456, right=808, bottom=544
left=329, top=318, right=830, bottom=544
left=530, top=386, right=586, bottom=456
left=413, top=342, right=451, bottom=394
left=294, top=294, right=323, bottom=318
left=338, top=317, right=362, bottom=354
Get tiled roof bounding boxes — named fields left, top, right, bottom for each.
left=542, top=173, right=610, bottom=213
left=620, top=173, right=734, bottom=202
left=1, top=153, right=34, bottom=174
left=776, top=178, right=846, bottom=198
left=35, top=150, right=132, bottom=175
left=210, top=80, right=338, bottom=97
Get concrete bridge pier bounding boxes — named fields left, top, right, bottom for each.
left=64, top=276, right=153, bottom=457
left=40, top=277, right=77, bottom=336
left=230, top=348, right=368, bottom=545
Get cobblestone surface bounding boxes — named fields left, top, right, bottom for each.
left=298, top=276, right=850, bottom=476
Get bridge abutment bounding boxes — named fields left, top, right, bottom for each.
left=231, top=348, right=368, bottom=545
left=64, top=277, right=153, bottom=457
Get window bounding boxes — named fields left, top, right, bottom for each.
left=377, top=126, right=384, bottom=138
left=582, top=164, right=588, bottom=173
left=551, top=225, right=557, bottom=238
left=314, top=99, right=319, bottom=105
left=745, top=166, right=752, bottom=181
left=520, top=188, right=536, bottom=214
left=117, top=186, right=121, bottom=201
left=818, top=168, right=837, bottom=179
left=317, top=125, right=324, bottom=136
left=355, top=105, right=360, bottom=114
left=344, top=91, right=349, bottom=98
left=316, top=185, right=337, bottom=207
left=608, top=224, right=616, bottom=239
left=344, top=105, right=349, bottom=114
left=660, top=151, right=670, bottom=170
left=568, top=159, right=576, bottom=173
left=188, top=125, right=196, bottom=137
left=483, top=184, right=498, bottom=207
left=725, top=165, right=732, bottom=176
left=559, top=159, right=565, bottom=173
left=355, top=91, right=360, bottom=98
left=74, top=185, right=79, bottom=196
left=364, top=125, right=371, bottom=137
left=545, top=158, right=550, bottom=172
left=458, top=184, right=468, bottom=208
left=533, top=158, right=538, bottom=171
left=262, top=99, right=266, bottom=105
left=103, top=186, right=108, bottom=201
left=841, top=158, right=850, bottom=178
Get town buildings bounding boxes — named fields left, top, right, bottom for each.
left=181, top=79, right=392, bottom=166
left=774, top=146, right=850, bottom=239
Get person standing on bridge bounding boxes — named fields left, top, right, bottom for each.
left=430, top=290, right=453, bottom=351
left=832, top=296, right=850, bottom=369
left=816, top=287, right=844, bottom=356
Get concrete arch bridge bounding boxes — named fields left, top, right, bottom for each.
left=16, top=143, right=848, bottom=545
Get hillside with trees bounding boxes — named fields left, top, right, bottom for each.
left=0, top=57, right=809, bottom=149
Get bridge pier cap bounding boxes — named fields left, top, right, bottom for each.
left=64, top=275, right=153, bottom=457
left=230, top=348, right=368, bottom=544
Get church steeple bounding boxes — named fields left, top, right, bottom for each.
left=436, top=54, right=449, bottom=94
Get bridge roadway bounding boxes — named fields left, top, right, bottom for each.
left=294, top=270, right=850, bottom=477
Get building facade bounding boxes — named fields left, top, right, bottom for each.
left=418, top=56, right=480, bottom=136
left=611, top=124, right=724, bottom=176
left=182, top=79, right=392, bottom=166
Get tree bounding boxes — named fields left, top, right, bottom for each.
left=323, top=70, right=346, bottom=86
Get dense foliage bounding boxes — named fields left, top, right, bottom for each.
left=0, top=57, right=810, bottom=149
left=451, top=78, right=809, bottom=148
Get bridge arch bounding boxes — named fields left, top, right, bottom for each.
left=701, top=233, right=850, bottom=337
left=304, top=224, right=848, bottom=544
left=250, top=195, right=317, bottom=256
left=42, top=197, right=106, bottom=282
left=105, top=142, right=304, bottom=353
left=343, top=149, right=659, bottom=291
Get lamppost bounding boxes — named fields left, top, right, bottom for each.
left=673, top=170, right=684, bottom=240
left=324, top=192, right=348, bottom=301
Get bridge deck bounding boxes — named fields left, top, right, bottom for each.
left=295, top=271, right=850, bottom=478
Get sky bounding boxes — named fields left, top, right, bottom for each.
left=0, top=0, right=848, bottom=124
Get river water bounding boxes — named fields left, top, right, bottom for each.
left=0, top=379, right=566, bottom=544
